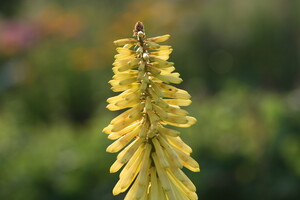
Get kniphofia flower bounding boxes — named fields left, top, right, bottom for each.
left=103, top=21, right=200, bottom=200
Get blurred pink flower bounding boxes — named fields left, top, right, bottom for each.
left=0, top=21, right=38, bottom=56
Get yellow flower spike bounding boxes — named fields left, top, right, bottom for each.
left=104, top=21, right=199, bottom=199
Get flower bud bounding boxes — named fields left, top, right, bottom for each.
left=142, top=53, right=149, bottom=61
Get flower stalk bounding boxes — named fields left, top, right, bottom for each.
left=103, top=21, right=199, bottom=200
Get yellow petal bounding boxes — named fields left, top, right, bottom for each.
left=152, top=153, right=178, bottom=200
left=152, top=137, right=170, bottom=168
left=148, top=66, right=161, bottom=75
left=113, top=38, right=137, bottom=46
left=157, top=135, right=183, bottom=168
left=150, top=62, right=172, bottom=69
left=147, top=88, right=163, bottom=104
left=139, top=120, right=150, bottom=138
left=111, top=112, right=142, bottom=132
left=149, top=80, right=164, bottom=97
left=111, top=82, right=140, bottom=93
left=108, top=121, right=140, bottom=140
left=118, top=77, right=137, bottom=85
left=146, top=34, right=170, bottom=43
left=102, top=124, right=113, bottom=134
left=145, top=96, right=153, bottom=111
left=118, top=58, right=140, bottom=72
left=124, top=179, right=138, bottom=199
left=163, top=99, right=191, bottom=106
left=149, top=55, right=174, bottom=67
left=155, top=74, right=183, bottom=84
left=157, top=126, right=180, bottom=137
left=151, top=153, right=171, bottom=191
left=174, top=148, right=200, bottom=172
left=112, top=71, right=137, bottom=80
left=116, top=47, right=135, bottom=55
left=163, top=114, right=189, bottom=124
left=150, top=167, right=159, bottom=200
left=163, top=89, right=191, bottom=99
left=164, top=116, right=196, bottom=128
left=135, top=143, right=152, bottom=199
left=160, top=66, right=175, bottom=74
left=106, top=100, right=139, bottom=111
left=106, top=125, right=141, bottom=153
left=146, top=41, right=160, bottom=49
left=110, top=104, right=143, bottom=125
left=110, top=138, right=144, bottom=173
left=119, top=147, right=145, bottom=191
left=157, top=178, right=168, bottom=200
left=166, top=136, right=192, bottom=154
left=147, top=109, right=160, bottom=125
left=114, top=53, right=135, bottom=60
left=120, top=143, right=145, bottom=178
left=152, top=104, right=168, bottom=119
left=167, top=167, right=196, bottom=192
left=161, top=105, right=188, bottom=116
left=158, top=45, right=172, bottom=50
left=150, top=48, right=173, bottom=60
left=166, top=170, right=196, bottom=200
left=113, top=58, right=132, bottom=68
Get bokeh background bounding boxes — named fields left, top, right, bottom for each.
left=0, top=0, right=300, bottom=199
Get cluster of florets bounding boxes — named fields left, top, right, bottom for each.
left=103, top=22, right=199, bottom=200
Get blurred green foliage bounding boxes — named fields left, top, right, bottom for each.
left=0, top=0, right=299, bottom=199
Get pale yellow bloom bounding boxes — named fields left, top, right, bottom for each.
left=103, top=21, right=200, bottom=199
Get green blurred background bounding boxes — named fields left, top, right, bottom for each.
left=0, top=0, right=299, bottom=199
